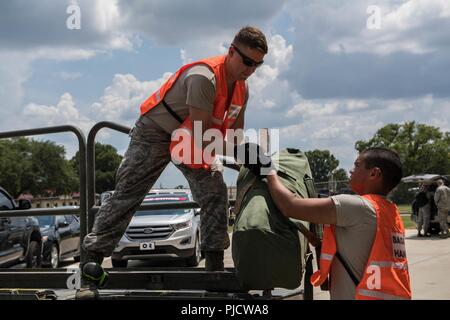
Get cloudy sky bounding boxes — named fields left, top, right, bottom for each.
left=1, top=0, right=449, bottom=188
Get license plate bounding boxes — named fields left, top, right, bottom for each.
left=139, top=242, right=155, bottom=250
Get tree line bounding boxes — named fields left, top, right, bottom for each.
left=0, top=139, right=122, bottom=198
left=1, top=122, right=449, bottom=203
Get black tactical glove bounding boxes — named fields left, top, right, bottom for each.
left=233, top=142, right=275, bottom=177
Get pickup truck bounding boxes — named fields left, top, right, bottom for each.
left=0, top=187, right=42, bottom=268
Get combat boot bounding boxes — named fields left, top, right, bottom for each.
left=75, top=278, right=100, bottom=300
left=205, top=250, right=224, bottom=271
left=75, top=256, right=108, bottom=300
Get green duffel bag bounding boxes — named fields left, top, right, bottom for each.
left=232, top=148, right=318, bottom=290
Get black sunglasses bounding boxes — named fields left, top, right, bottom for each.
left=231, top=44, right=264, bottom=68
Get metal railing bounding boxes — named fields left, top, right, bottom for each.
left=85, top=121, right=203, bottom=234
left=0, top=125, right=88, bottom=262
left=0, top=123, right=310, bottom=300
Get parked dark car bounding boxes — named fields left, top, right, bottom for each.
left=36, top=212, right=81, bottom=268
left=0, top=187, right=42, bottom=268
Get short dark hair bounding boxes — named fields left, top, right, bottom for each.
left=360, top=147, right=403, bottom=193
left=233, top=26, right=268, bottom=54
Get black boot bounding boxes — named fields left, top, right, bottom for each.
left=205, top=251, right=224, bottom=271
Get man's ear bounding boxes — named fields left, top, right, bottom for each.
left=370, top=167, right=382, bottom=179
left=229, top=46, right=236, bottom=58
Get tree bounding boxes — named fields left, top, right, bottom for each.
left=333, top=168, right=350, bottom=190
left=29, top=139, right=78, bottom=196
left=305, top=149, right=340, bottom=183
left=0, top=138, right=31, bottom=197
left=355, top=122, right=450, bottom=176
left=71, top=142, right=123, bottom=194
left=0, top=138, right=78, bottom=197
left=355, top=122, right=450, bottom=203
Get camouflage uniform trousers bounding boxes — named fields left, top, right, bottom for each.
left=82, top=116, right=230, bottom=261
left=437, top=206, right=450, bottom=235
left=417, top=204, right=431, bottom=234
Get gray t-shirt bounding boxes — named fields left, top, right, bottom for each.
left=329, top=194, right=377, bottom=300
left=144, top=64, right=248, bottom=134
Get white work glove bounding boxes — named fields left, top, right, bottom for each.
left=210, top=156, right=224, bottom=174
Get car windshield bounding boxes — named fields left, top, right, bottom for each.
left=134, top=194, right=192, bottom=217
left=37, top=216, right=54, bottom=227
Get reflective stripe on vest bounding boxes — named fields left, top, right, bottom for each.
left=357, top=289, right=409, bottom=300
left=369, top=261, right=408, bottom=270
left=320, top=253, right=334, bottom=261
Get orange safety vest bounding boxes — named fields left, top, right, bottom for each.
left=140, top=55, right=246, bottom=169
left=311, top=194, right=412, bottom=300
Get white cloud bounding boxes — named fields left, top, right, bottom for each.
left=247, top=34, right=295, bottom=110
left=0, top=53, right=31, bottom=123
left=90, top=73, right=172, bottom=124
left=22, top=93, right=94, bottom=133
left=118, top=0, right=286, bottom=46
left=293, top=0, right=450, bottom=56
left=0, top=0, right=133, bottom=56
left=279, top=95, right=450, bottom=171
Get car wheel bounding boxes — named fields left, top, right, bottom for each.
left=112, top=258, right=128, bottom=268
left=186, top=236, right=201, bottom=267
left=26, top=241, right=42, bottom=268
left=49, top=244, right=59, bottom=269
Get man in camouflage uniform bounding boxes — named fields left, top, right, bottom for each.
left=76, top=26, right=268, bottom=299
left=434, top=179, right=450, bottom=238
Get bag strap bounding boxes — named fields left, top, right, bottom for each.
left=335, top=251, right=360, bottom=286
left=161, top=99, right=183, bottom=124
left=303, top=174, right=360, bottom=287
left=233, top=173, right=257, bottom=218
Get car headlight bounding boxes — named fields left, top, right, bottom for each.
left=173, top=220, right=192, bottom=230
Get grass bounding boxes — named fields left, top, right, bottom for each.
left=401, top=214, right=416, bottom=229
left=397, top=204, right=417, bottom=229
left=397, top=204, right=412, bottom=215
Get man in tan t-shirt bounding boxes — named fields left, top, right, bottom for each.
left=261, top=147, right=410, bottom=299
left=77, top=26, right=268, bottom=299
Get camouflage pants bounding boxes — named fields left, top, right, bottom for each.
left=438, top=207, right=449, bottom=234
left=417, top=204, right=431, bottom=234
left=83, top=116, right=230, bottom=258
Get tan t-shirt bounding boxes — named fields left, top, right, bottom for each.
left=144, top=64, right=248, bottom=134
left=329, top=194, right=377, bottom=300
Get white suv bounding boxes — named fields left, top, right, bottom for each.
left=108, top=189, right=202, bottom=268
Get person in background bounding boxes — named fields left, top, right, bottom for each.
left=434, top=179, right=450, bottom=239
left=415, top=184, right=431, bottom=237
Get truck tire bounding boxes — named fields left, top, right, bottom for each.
left=49, top=243, right=59, bottom=269
left=26, top=241, right=42, bottom=268
left=185, top=237, right=201, bottom=267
